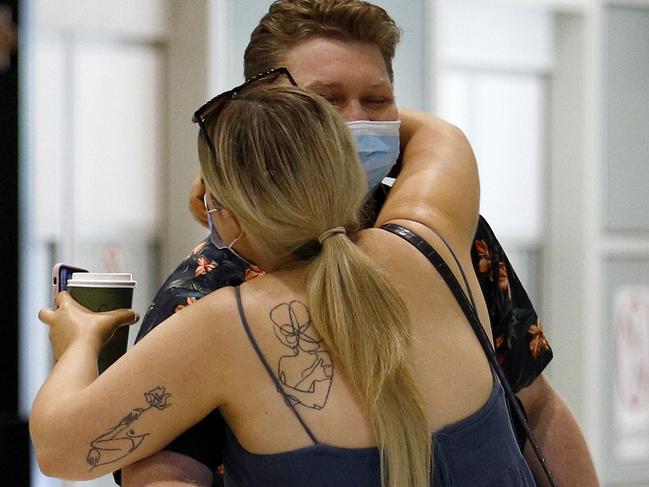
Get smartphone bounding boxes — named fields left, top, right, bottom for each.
left=51, top=263, right=88, bottom=308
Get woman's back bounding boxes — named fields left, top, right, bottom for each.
left=213, top=221, right=532, bottom=485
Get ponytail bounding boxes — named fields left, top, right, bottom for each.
left=307, top=231, right=432, bottom=487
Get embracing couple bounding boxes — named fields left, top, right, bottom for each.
left=31, top=2, right=597, bottom=486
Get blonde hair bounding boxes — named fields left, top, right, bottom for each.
left=198, top=86, right=431, bottom=487
left=244, top=0, right=401, bottom=82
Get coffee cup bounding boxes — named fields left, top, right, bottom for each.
left=67, top=272, right=137, bottom=374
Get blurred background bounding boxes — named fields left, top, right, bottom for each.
left=1, top=0, right=648, bottom=485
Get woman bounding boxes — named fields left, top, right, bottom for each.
left=31, top=83, right=534, bottom=486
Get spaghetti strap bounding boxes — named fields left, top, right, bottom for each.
left=234, top=286, right=319, bottom=445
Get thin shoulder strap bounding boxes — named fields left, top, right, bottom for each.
left=234, top=286, right=319, bottom=445
left=380, top=223, right=558, bottom=487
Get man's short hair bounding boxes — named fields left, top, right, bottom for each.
left=244, top=0, right=401, bottom=82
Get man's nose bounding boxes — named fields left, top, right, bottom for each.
left=341, top=100, right=369, bottom=122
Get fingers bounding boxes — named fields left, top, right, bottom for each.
left=105, top=308, right=140, bottom=327
left=39, top=292, right=74, bottom=324
left=40, top=292, right=139, bottom=329
left=189, top=170, right=209, bottom=228
left=53, top=291, right=74, bottom=309
left=38, top=307, right=55, bottom=326
left=189, top=197, right=209, bottom=228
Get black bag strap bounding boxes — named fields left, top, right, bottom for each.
left=380, top=223, right=558, bottom=487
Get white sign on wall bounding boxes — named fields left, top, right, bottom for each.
left=614, top=286, right=649, bottom=462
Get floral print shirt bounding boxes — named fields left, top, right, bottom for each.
left=472, top=215, right=552, bottom=391
left=115, top=214, right=552, bottom=486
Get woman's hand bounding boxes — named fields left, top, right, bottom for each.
left=38, top=292, right=139, bottom=360
left=189, top=169, right=209, bottom=228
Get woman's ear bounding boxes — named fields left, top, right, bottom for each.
left=219, top=208, right=243, bottom=236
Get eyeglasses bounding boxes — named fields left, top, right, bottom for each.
left=192, top=67, right=298, bottom=154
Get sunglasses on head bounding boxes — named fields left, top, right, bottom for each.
left=192, top=67, right=298, bottom=153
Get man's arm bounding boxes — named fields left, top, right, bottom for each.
left=121, top=414, right=224, bottom=486
left=518, top=375, right=599, bottom=487
left=122, top=450, right=213, bottom=487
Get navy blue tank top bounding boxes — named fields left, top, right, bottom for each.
left=223, top=286, right=535, bottom=486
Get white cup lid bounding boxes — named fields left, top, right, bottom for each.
left=68, top=272, right=136, bottom=288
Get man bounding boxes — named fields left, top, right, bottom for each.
left=120, top=1, right=597, bottom=485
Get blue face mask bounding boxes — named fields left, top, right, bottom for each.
left=347, top=120, right=401, bottom=191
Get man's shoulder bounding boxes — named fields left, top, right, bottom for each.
left=135, top=239, right=252, bottom=341
left=161, top=239, right=249, bottom=293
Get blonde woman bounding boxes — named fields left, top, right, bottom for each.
left=31, top=83, right=535, bottom=486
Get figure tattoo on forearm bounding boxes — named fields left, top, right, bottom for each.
left=86, top=386, right=172, bottom=470
left=271, top=301, right=333, bottom=410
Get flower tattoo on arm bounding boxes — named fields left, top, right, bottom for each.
left=86, top=386, right=171, bottom=470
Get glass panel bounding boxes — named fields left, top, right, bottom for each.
left=472, top=72, right=544, bottom=244
left=72, top=42, right=163, bottom=240
left=438, top=0, right=553, bottom=70
left=439, top=70, right=545, bottom=245
left=604, top=7, right=649, bottom=233
left=438, top=70, right=471, bottom=130
left=32, top=36, right=65, bottom=240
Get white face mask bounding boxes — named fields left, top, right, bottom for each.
left=346, top=120, right=401, bottom=191
left=204, top=195, right=248, bottom=262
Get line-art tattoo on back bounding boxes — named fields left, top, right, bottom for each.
left=86, top=386, right=171, bottom=470
left=271, top=301, right=333, bottom=410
